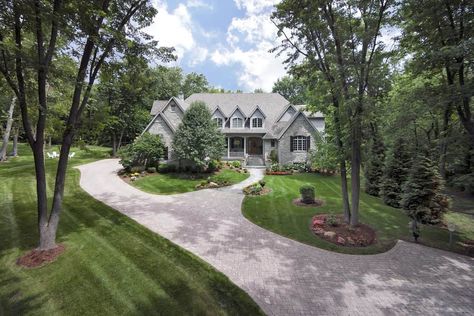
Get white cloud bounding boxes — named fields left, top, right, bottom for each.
left=145, top=1, right=209, bottom=65
left=187, top=0, right=213, bottom=10
left=234, top=0, right=280, bottom=15
left=188, top=47, right=209, bottom=66
left=211, top=0, right=285, bottom=91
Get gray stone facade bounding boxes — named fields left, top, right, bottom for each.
left=278, top=113, right=316, bottom=164
left=144, top=93, right=324, bottom=166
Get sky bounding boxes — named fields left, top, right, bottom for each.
left=145, top=0, right=287, bottom=92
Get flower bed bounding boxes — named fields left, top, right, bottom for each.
left=311, top=214, right=376, bottom=247
left=266, top=171, right=292, bottom=175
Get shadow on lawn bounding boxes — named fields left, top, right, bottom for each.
left=0, top=268, right=42, bottom=315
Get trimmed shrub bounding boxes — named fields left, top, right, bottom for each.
left=147, top=167, right=157, bottom=173
left=258, top=179, right=266, bottom=188
left=119, top=133, right=164, bottom=171
left=207, top=160, right=219, bottom=173
left=158, top=163, right=177, bottom=173
left=269, top=149, right=278, bottom=163
left=231, top=160, right=241, bottom=169
left=326, top=214, right=338, bottom=227
left=299, top=184, right=315, bottom=204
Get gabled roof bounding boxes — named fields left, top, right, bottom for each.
left=277, top=111, right=320, bottom=140
left=150, top=100, right=168, bottom=116
left=185, top=93, right=289, bottom=123
left=248, top=105, right=267, bottom=118
left=225, top=105, right=246, bottom=124
left=162, top=96, right=186, bottom=114
left=275, top=104, right=297, bottom=122
left=211, top=106, right=226, bottom=118
left=142, top=112, right=176, bottom=135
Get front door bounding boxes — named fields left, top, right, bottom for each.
left=247, top=137, right=263, bottom=155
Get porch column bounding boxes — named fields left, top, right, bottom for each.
left=244, top=137, right=247, bottom=156
left=227, top=137, right=230, bottom=158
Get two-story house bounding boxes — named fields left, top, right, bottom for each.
left=143, top=93, right=324, bottom=166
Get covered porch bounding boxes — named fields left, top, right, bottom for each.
left=224, top=136, right=264, bottom=161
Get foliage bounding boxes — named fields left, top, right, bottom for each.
left=182, top=72, right=209, bottom=98
left=231, top=160, right=241, bottom=169
left=401, top=155, right=450, bottom=224
left=311, top=136, right=338, bottom=172
left=450, top=173, right=474, bottom=195
left=243, top=183, right=264, bottom=196
left=259, top=179, right=266, bottom=188
left=158, top=163, right=177, bottom=174
left=269, top=149, right=278, bottom=164
left=172, top=101, right=225, bottom=171
left=381, top=138, right=412, bottom=208
left=326, top=214, right=338, bottom=227
left=272, top=75, right=307, bottom=104
left=364, top=128, right=385, bottom=196
left=119, top=133, right=164, bottom=170
left=299, top=184, right=315, bottom=204
left=207, top=159, right=220, bottom=173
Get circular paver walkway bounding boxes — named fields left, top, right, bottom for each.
left=77, top=159, right=474, bottom=315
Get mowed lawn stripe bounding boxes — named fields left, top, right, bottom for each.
left=0, top=144, right=264, bottom=316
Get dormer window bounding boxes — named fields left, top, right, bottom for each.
left=232, top=117, right=243, bottom=128
left=170, top=103, right=176, bottom=112
left=214, top=117, right=223, bottom=128
left=252, top=117, right=263, bottom=128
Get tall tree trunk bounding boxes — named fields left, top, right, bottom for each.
left=112, top=132, right=117, bottom=157
left=332, top=100, right=351, bottom=223
left=117, top=128, right=124, bottom=151
left=12, top=126, right=18, bottom=156
left=0, top=96, right=17, bottom=161
left=439, top=102, right=452, bottom=178
left=350, top=115, right=362, bottom=226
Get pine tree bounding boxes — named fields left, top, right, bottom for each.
left=401, top=154, right=449, bottom=224
left=172, top=101, right=225, bottom=171
left=380, top=138, right=411, bottom=207
left=364, top=128, right=385, bottom=196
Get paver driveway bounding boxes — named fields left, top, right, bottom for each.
left=78, top=159, right=474, bottom=315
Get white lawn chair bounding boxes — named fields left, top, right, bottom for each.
left=47, top=152, right=54, bottom=159
left=52, top=151, right=58, bottom=158
left=68, top=152, right=75, bottom=158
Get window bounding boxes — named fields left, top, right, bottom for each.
left=271, top=140, right=276, bottom=147
left=214, top=117, right=223, bottom=127
left=232, top=117, right=243, bottom=128
left=252, top=117, right=263, bottom=128
left=170, top=103, right=176, bottom=112
left=291, top=136, right=309, bottom=151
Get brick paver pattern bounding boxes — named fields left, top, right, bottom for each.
left=78, top=159, right=474, bottom=315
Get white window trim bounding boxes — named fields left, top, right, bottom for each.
left=213, top=117, right=223, bottom=128
left=251, top=117, right=264, bottom=129
left=293, top=136, right=307, bottom=152
left=231, top=117, right=244, bottom=128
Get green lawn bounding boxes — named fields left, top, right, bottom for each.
left=132, top=169, right=249, bottom=195
left=0, top=143, right=263, bottom=315
left=242, top=173, right=474, bottom=255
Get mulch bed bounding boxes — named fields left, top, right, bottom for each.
left=293, top=198, right=324, bottom=207
left=244, top=187, right=272, bottom=196
left=17, top=244, right=66, bottom=268
left=311, top=214, right=376, bottom=247
left=265, top=171, right=292, bottom=175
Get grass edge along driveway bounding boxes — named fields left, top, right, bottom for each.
left=131, top=169, right=250, bottom=195
left=242, top=173, right=474, bottom=255
left=0, top=143, right=264, bottom=315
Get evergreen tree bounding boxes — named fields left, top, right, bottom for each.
left=381, top=138, right=411, bottom=207
left=401, top=154, right=449, bottom=224
left=364, top=128, right=385, bottom=196
left=172, top=101, right=225, bottom=171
